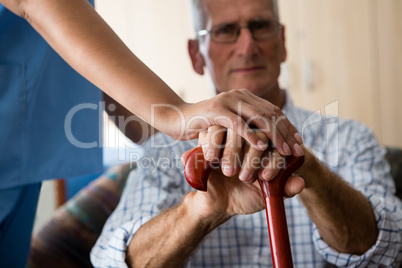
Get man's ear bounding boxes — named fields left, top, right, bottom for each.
left=188, top=39, right=205, bottom=75
left=280, top=25, right=287, bottom=63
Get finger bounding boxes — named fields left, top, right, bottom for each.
left=204, top=126, right=226, bottom=162
left=221, top=129, right=244, bottom=177
left=233, top=89, right=303, bottom=156
left=239, top=88, right=304, bottom=146
left=198, top=130, right=208, bottom=146
left=181, top=148, right=196, bottom=165
left=239, top=130, right=269, bottom=183
left=258, top=148, right=285, bottom=181
left=282, top=117, right=303, bottom=145
left=246, top=110, right=293, bottom=156
left=220, top=99, right=289, bottom=156
left=283, top=175, right=305, bottom=198
left=272, top=115, right=304, bottom=157
left=198, top=130, right=212, bottom=164
left=213, top=112, right=268, bottom=151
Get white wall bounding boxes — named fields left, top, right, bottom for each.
left=95, top=0, right=216, bottom=103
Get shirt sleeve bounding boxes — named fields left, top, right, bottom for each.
left=90, top=135, right=194, bottom=268
left=313, top=121, right=402, bottom=267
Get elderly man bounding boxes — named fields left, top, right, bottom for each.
left=91, top=0, right=402, bottom=267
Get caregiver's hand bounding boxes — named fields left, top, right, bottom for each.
left=168, top=89, right=303, bottom=155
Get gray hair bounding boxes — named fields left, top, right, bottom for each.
left=189, top=0, right=280, bottom=33
left=189, top=0, right=206, bottom=33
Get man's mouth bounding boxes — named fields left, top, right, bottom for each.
left=231, top=66, right=265, bottom=73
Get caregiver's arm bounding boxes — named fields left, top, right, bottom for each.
left=103, top=93, right=156, bottom=145
left=1, top=0, right=302, bottom=155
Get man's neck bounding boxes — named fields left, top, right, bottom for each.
left=260, top=87, right=286, bottom=109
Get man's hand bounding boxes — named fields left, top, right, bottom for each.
left=182, top=145, right=305, bottom=218
left=191, top=166, right=265, bottom=218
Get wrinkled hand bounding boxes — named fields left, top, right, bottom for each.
left=181, top=147, right=305, bottom=218
left=184, top=157, right=266, bottom=217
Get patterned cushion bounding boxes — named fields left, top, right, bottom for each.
left=27, top=163, right=135, bottom=268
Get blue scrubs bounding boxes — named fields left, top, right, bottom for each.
left=0, top=2, right=103, bottom=266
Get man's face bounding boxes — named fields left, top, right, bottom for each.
left=191, top=0, right=286, bottom=100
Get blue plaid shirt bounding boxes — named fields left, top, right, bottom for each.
left=91, top=92, right=402, bottom=267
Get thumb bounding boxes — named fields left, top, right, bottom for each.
left=181, top=148, right=195, bottom=165
left=284, top=175, right=305, bottom=198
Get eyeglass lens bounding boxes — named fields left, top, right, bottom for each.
left=211, top=19, right=278, bottom=43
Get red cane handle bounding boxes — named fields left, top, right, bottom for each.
left=184, top=147, right=304, bottom=268
left=184, top=147, right=211, bottom=192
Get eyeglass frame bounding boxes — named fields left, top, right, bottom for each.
left=197, top=19, right=282, bottom=44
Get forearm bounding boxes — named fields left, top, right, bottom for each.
left=297, top=150, right=378, bottom=254
left=2, top=0, right=184, bottom=125
left=103, top=93, right=157, bottom=144
left=126, top=192, right=230, bottom=268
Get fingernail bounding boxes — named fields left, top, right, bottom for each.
left=205, top=149, right=214, bottom=160
left=257, top=140, right=268, bottom=150
left=239, top=170, right=250, bottom=182
left=294, top=144, right=305, bottom=156
left=283, top=143, right=291, bottom=156
left=263, top=170, right=274, bottom=180
left=294, top=133, right=303, bottom=144
left=223, top=165, right=233, bottom=177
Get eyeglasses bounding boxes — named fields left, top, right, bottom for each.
left=197, top=19, right=281, bottom=44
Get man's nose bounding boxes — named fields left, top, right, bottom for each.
left=235, top=27, right=258, bottom=55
